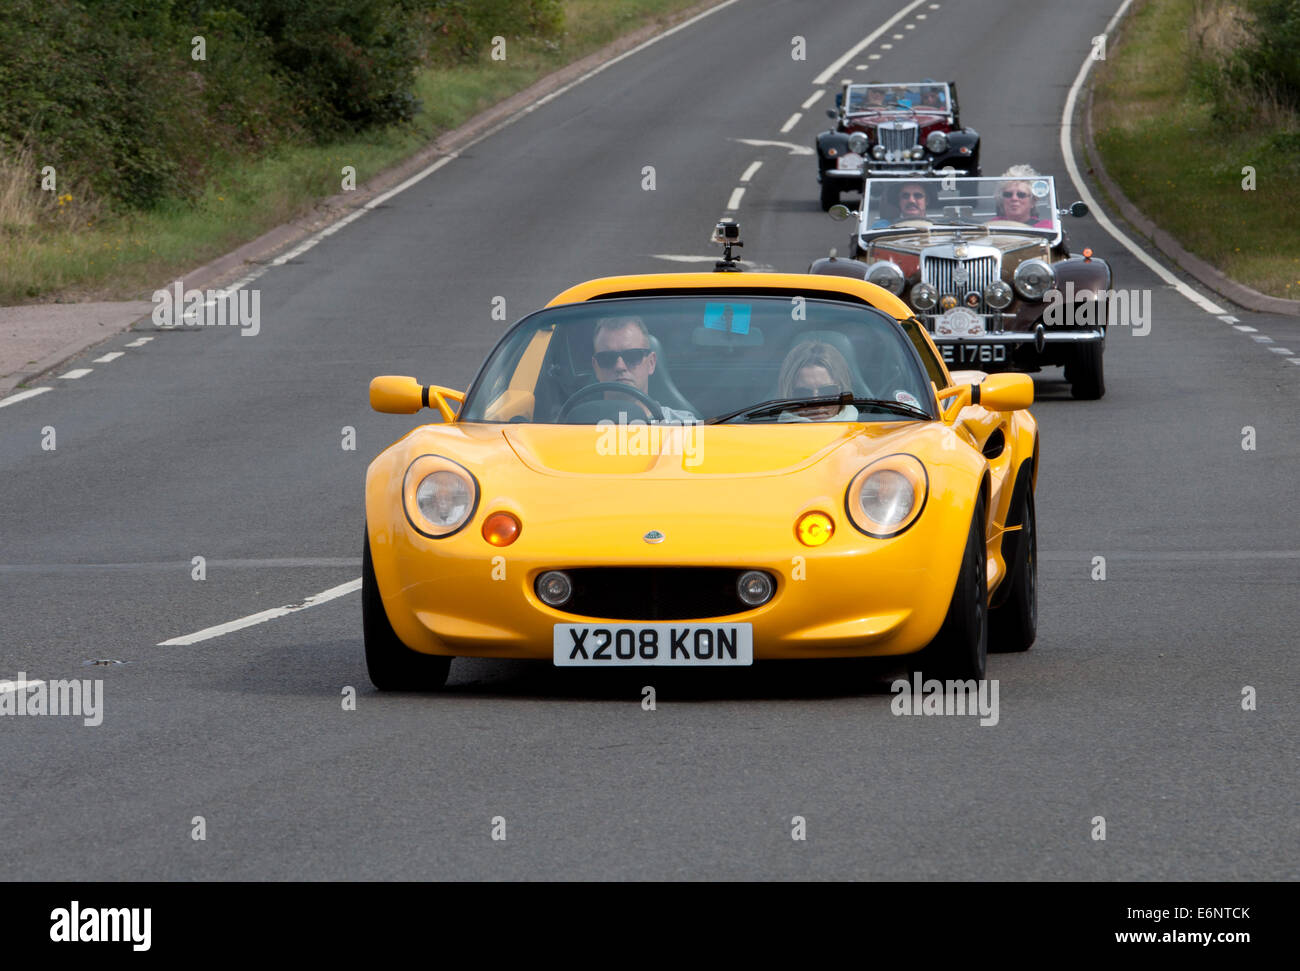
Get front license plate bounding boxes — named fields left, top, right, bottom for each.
left=837, top=152, right=864, bottom=170
left=554, top=623, right=753, bottom=667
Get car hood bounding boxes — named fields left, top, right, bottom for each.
left=493, top=422, right=930, bottom=478
left=868, top=233, right=1047, bottom=257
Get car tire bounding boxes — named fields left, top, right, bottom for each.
left=1068, top=339, right=1105, bottom=400
left=820, top=179, right=840, bottom=211
left=363, top=525, right=451, bottom=691
left=990, top=488, right=1036, bottom=653
left=919, top=496, right=988, bottom=680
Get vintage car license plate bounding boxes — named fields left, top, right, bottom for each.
left=554, top=623, right=753, bottom=666
left=935, top=307, right=986, bottom=337
left=837, top=152, right=864, bottom=169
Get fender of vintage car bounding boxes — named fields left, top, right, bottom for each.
left=816, top=129, right=852, bottom=166
left=1051, top=254, right=1113, bottom=294
left=931, top=129, right=981, bottom=173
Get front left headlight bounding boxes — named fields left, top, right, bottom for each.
left=1013, top=259, right=1055, bottom=300
left=847, top=132, right=869, bottom=155
left=403, top=454, right=479, bottom=538
left=925, top=130, right=949, bottom=154
left=846, top=453, right=929, bottom=538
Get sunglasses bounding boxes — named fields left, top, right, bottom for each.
left=900, top=192, right=927, bottom=201
left=1002, top=190, right=1030, bottom=199
left=593, top=348, right=652, bottom=369
left=793, top=384, right=841, bottom=398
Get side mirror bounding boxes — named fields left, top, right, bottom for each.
left=370, top=375, right=423, bottom=414
left=370, top=376, right=464, bottom=420
left=828, top=204, right=855, bottom=222
left=1069, top=201, right=1089, bottom=218
left=826, top=108, right=837, bottom=119
left=975, top=372, right=1033, bottom=411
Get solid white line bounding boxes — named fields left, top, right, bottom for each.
left=1060, top=0, right=1225, bottom=316
left=726, top=187, right=746, bottom=211
left=93, top=352, right=124, bottom=363
left=779, top=112, right=802, bottom=133
left=59, top=369, right=92, bottom=380
left=739, top=161, right=763, bottom=182
left=0, top=387, right=52, bottom=409
left=124, top=337, right=154, bottom=347
left=813, top=0, right=929, bottom=84
left=801, top=89, right=825, bottom=110
left=157, top=578, right=361, bottom=646
left=0, top=679, right=44, bottom=694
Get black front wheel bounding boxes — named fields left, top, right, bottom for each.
left=918, top=497, right=988, bottom=680
left=819, top=179, right=840, bottom=211
left=1067, top=340, right=1105, bottom=400
left=363, top=525, right=452, bottom=691
left=990, top=489, right=1036, bottom=652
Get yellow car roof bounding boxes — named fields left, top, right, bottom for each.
left=546, top=272, right=914, bottom=321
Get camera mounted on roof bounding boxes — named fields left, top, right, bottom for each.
left=711, top=218, right=744, bottom=272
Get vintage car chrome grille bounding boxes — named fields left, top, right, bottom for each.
left=559, top=567, right=768, bottom=620
left=923, top=255, right=999, bottom=311
left=877, top=121, right=918, bottom=154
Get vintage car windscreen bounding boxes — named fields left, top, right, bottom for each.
left=861, top=176, right=1060, bottom=235
left=461, top=296, right=936, bottom=425
left=845, top=82, right=950, bottom=112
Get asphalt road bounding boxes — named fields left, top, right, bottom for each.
left=1, top=0, right=1295, bottom=880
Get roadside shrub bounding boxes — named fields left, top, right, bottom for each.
left=1239, top=0, right=1300, bottom=109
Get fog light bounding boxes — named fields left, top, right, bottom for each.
left=737, top=571, right=774, bottom=607
left=482, top=512, right=520, bottom=547
left=872, top=144, right=886, bottom=160
left=965, top=291, right=981, bottom=308
left=984, top=280, right=1013, bottom=309
left=536, top=571, right=572, bottom=607
left=911, top=282, right=938, bottom=311
left=796, top=511, right=835, bottom=547
left=939, top=295, right=958, bottom=311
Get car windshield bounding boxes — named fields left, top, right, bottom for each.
left=860, top=175, right=1060, bottom=237
left=460, top=295, right=936, bottom=425
left=845, top=82, right=949, bottom=113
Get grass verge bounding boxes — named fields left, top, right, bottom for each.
left=1091, top=0, right=1300, bottom=299
left=0, top=0, right=713, bottom=306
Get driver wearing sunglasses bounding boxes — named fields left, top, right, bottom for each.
left=592, top=317, right=696, bottom=423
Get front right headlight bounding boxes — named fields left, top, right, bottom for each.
left=403, top=455, right=479, bottom=538
left=846, top=454, right=929, bottom=538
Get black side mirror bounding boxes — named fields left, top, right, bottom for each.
left=826, top=109, right=837, bottom=119
left=1069, top=201, right=1089, bottom=218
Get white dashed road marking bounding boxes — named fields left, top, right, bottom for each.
left=0, top=679, right=44, bottom=694
left=801, top=90, right=825, bottom=110
left=59, top=369, right=92, bottom=380
left=813, top=0, right=930, bottom=84
left=124, top=337, right=154, bottom=347
left=157, top=578, right=361, bottom=646
left=739, top=161, right=763, bottom=182
left=93, top=352, right=124, bottom=363
left=779, top=112, right=802, bottom=133
left=0, top=387, right=52, bottom=409
left=726, top=187, right=746, bottom=211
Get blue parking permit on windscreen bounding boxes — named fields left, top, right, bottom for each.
left=703, top=302, right=751, bottom=334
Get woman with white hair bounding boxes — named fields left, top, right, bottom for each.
left=993, top=164, right=1053, bottom=228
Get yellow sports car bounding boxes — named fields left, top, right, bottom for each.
left=363, top=263, right=1038, bottom=689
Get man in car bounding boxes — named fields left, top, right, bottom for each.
left=592, top=317, right=697, bottom=423
left=871, top=180, right=935, bottom=227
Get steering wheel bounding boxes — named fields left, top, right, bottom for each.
left=556, top=381, right=662, bottom=422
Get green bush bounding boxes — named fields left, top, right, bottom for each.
left=1240, top=0, right=1300, bottom=108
